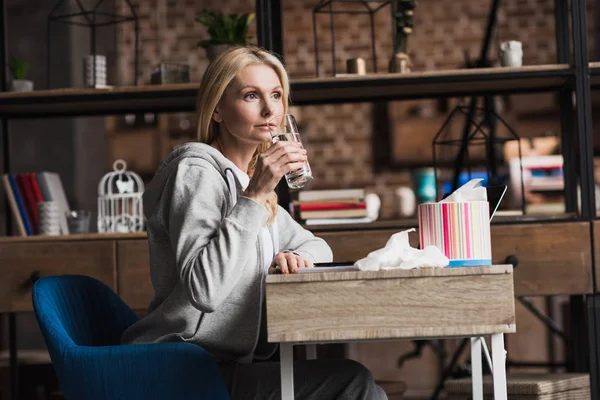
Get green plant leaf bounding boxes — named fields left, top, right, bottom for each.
left=195, top=9, right=218, bottom=27
left=234, top=12, right=254, bottom=43
left=228, top=15, right=238, bottom=41
left=217, top=14, right=231, bottom=40
left=195, top=16, right=212, bottom=27
left=195, top=8, right=255, bottom=46
left=9, top=57, right=29, bottom=80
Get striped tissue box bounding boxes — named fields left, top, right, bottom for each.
left=418, top=201, right=492, bottom=267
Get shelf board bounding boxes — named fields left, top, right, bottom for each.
left=0, top=83, right=200, bottom=118
left=291, top=64, right=573, bottom=105
left=0, top=231, right=147, bottom=243
left=0, top=64, right=572, bottom=118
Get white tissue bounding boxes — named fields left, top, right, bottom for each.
left=355, top=228, right=449, bottom=271
left=441, top=178, right=487, bottom=203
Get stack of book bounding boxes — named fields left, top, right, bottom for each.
left=292, top=189, right=372, bottom=225
left=2, top=172, right=70, bottom=236
left=512, top=155, right=565, bottom=214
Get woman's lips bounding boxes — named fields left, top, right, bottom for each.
left=256, top=123, right=277, bottom=130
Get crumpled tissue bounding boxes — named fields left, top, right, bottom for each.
left=440, top=178, right=487, bottom=202
left=355, top=228, right=449, bottom=271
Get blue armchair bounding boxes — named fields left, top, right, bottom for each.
left=32, top=275, right=230, bottom=400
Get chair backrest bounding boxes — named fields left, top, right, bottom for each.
left=33, top=275, right=231, bottom=400
left=33, top=275, right=139, bottom=353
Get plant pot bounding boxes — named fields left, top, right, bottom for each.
left=11, top=79, right=34, bottom=92
left=205, top=44, right=232, bottom=62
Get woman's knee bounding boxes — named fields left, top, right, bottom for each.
left=343, top=360, right=387, bottom=399
left=344, top=359, right=374, bottom=381
left=299, top=359, right=386, bottom=399
left=307, top=358, right=374, bottom=384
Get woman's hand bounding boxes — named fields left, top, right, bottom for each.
left=268, top=251, right=313, bottom=274
left=244, top=142, right=307, bottom=205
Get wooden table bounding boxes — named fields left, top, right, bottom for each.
left=266, top=265, right=516, bottom=400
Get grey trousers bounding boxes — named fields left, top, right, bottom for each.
left=218, top=359, right=388, bottom=400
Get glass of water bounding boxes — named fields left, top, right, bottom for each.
left=269, top=114, right=313, bottom=189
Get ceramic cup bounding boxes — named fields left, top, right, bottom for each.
left=499, top=41, right=523, bottom=67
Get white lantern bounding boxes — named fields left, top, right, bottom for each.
left=98, top=160, right=145, bottom=233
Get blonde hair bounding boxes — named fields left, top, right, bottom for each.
left=196, top=46, right=290, bottom=224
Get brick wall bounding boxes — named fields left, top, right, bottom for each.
left=117, top=0, right=596, bottom=220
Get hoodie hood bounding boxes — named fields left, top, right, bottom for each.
left=143, top=142, right=239, bottom=218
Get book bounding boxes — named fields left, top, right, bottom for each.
left=28, top=173, right=45, bottom=205
left=300, top=208, right=368, bottom=219
left=304, top=216, right=374, bottom=226
left=27, top=173, right=45, bottom=234
left=296, top=201, right=367, bottom=212
left=1, top=174, right=26, bottom=236
left=18, top=173, right=38, bottom=234
left=7, top=174, right=32, bottom=235
left=14, top=174, right=37, bottom=235
left=293, top=197, right=364, bottom=204
left=298, top=189, right=365, bottom=202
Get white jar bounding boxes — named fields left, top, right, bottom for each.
left=499, top=41, right=523, bottom=67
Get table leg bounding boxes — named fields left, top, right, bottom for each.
left=491, top=333, right=508, bottom=400
left=588, top=294, right=600, bottom=400
left=470, top=337, right=483, bottom=400
left=280, top=343, right=295, bottom=400
left=305, top=344, right=317, bottom=360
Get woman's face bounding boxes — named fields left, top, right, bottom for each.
left=213, top=64, right=285, bottom=147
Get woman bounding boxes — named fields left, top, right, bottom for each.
left=122, top=46, right=387, bottom=400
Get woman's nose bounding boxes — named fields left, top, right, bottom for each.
left=262, top=105, right=274, bottom=118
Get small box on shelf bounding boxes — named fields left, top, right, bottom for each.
left=150, top=64, right=191, bottom=84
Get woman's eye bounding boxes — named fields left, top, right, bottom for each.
left=244, top=92, right=258, bottom=100
left=272, top=92, right=282, bottom=100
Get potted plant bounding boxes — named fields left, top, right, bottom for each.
left=9, top=57, right=33, bottom=92
left=195, top=9, right=255, bottom=61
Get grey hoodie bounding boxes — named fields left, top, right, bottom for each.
left=121, top=142, right=333, bottom=363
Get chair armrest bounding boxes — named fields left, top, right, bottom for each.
left=59, top=342, right=230, bottom=400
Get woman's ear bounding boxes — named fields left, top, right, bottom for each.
left=212, top=107, right=222, bottom=123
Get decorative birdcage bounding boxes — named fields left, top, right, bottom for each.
left=98, top=160, right=145, bottom=233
